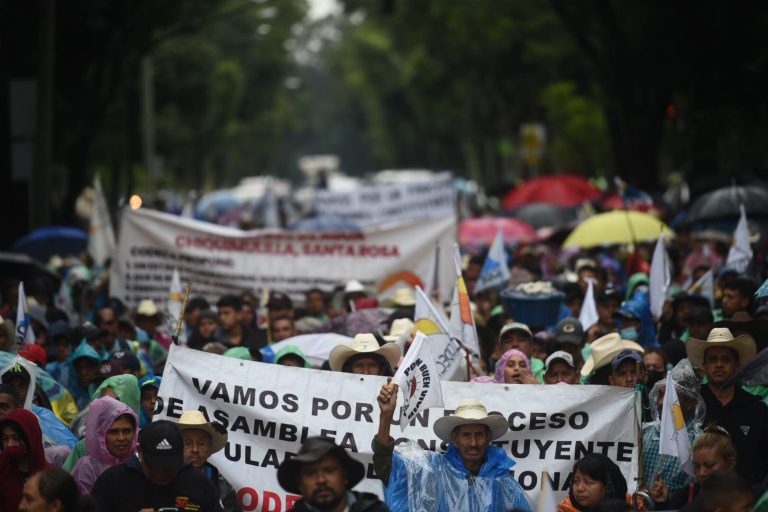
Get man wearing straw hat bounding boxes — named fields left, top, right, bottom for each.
left=178, top=410, right=240, bottom=512
left=372, top=382, right=532, bottom=511
left=686, top=327, right=768, bottom=484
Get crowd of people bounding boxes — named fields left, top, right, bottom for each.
left=0, top=226, right=767, bottom=512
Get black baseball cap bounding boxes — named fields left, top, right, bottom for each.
left=110, top=350, right=141, bottom=373
left=267, top=292, right=293, bottom=310
left=139, top=420, right=185, bottom=470
left=554, top=318, right=584, bottom=345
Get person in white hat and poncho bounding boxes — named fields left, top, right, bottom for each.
left=372, top=382, right=532, bottom=511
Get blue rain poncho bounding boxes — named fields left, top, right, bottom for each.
left=617, top=290, right=660, bottom=348
left=384, top=441, right=532, bottom=512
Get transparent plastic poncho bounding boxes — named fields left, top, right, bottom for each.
left=383, top=441, right=533, bottom=512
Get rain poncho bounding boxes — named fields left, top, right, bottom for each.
left=642, top=359, right=705, bottom=494
left=383, top=441, right=532, bottom=511
left=138, top=374, right=161, bottom=429
left=494, top=349, right=531, bottom=383
left=617, top=290, right=659, bottom=348
left=63, top=374, right=140, bottom=472
left=0, top=408, right=50, bottom=511
left=67, top=340, right=103, bottom=410
left=72, top=396, right=138, bottom=493
left=275, top=345, right=311, bottom=367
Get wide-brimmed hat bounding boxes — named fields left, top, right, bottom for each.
left=433, top=399, right=509, bottom=443
left=328, top=333, right=401, bottom=371
left=390, top=287, right=416, bottom=307
left=383, top=318, right=414, bottom=344
left=580, top=333, right=644, bottom=377
left=277, top=436, right=364, bottom=494
left=177, top=410, right=228, bottom=455
left=136, top=299, right=160, bottom=317
left=685, top=327, right=756, bottom=368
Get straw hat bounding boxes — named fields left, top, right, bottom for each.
left=383, top=318, right=415, bottom=343
left=580, top=333, right=644, bottom=377
left=685, top=327, right=756, bottom=368
left=433, top=399, right=509, bottom=442
left=328, top=333, right=401, bottom=372
left=177, top=410, right=228, bottom=454
left=136, top=299, right=160, bottom=317
left=391, top=287, right=416, bottom=307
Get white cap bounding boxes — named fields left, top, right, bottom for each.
left=544, top=350, right=575, bottom=371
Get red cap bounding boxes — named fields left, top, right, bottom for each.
left=18, top=344, right=48, bottom=367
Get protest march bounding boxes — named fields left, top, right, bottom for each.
left=1, top=170, right=768, bottom=512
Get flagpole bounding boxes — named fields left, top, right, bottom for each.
left=172, top=282, right=192, bottom=345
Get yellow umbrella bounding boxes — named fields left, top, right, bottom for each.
left=563, top=210, right=673, bottom=249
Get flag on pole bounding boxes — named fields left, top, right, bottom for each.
left=165, top=269, right=186, bottom=344
left=649, top=232, right=670, bottom=319
left=392, top=330, right=444, bottom=432
left=579, top=278, right=599, bottom=330
left=756, top=277, right=768, bottom=299
left=424, top=241, right=441, bottom=305
left=54, top=281, right=75, bottom=324
left=726, top=204, right=752, bottom=273
left=687, top=269, right=715, bottom=306
left=414, top=286, right=467, bottom=381
left=15, top=283, right=35, bottom=347
left=659, top=371, right=694, bottom=476
left=449, top=244, right=480, bottom=355
left=87, top=175, right=116, bottom=267
left=475, top=228, right=510, bottom=293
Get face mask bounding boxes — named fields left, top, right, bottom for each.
left=620, top=327, right=639, bottom=341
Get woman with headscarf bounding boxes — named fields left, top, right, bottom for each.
left=0, top=408, right=50, bottom=511
left=495, top=349, right=538, bottom=384
left=71, top=396, right=138, bottom=493
left=557, top=453, right=640, bottom=511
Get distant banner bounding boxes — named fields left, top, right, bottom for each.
left=156, top=346, right=640, bottom=511
left=313, top=172, right=455, bottom=228
left=110, top=209, right=456, bottom=308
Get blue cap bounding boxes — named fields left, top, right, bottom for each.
left=610, top=349, right=642, bottom=369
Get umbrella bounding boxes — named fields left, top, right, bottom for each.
left=0, top=252, right=61, bottom=290
left=459, top=218, right=537, bottom=247
left=13, top=226, right=88, bottom=262
left=502, top=174, right=601, bottom=210
left=685, top=185, right=768, bottom=224
left=195, top=190, right=241, bottom=220
left=508, top=203, right=577, bottom=230
left=290, top=217, right=361, bottom=232
left=314, top=308, right=392, bottom=337
left=562, top=211, right=673, bottom=249
left=725, top=348, right=768, bottom=387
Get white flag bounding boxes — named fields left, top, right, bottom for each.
left=414, top=286, right=467, bottom=381
left=578, top=278, right=599, bottom=331
left=88, top=175, right=116, bottom=267
left=15, top=283, right=35, bottom=347
left=165, top=269, right=186, bottom=344
left=392, top=330, right=444, bottom=432
left=475, top=228, right=510, bottom=293
left=54, top=281, right=75, bottom=324
left=726, top=204, right=752, bottom=273
left=659, top=372, right=694, bottom=476
left=449, top=244, right=481, bottom=355
left=687, top=269, right=715, bottom=306
left=649, top=232, right=670, bottom=319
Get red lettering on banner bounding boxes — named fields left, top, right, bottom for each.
left=237, top=488, right=301, bottom=512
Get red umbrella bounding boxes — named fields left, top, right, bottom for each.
left=459, top=217, right=537, bottom=246
left=502, top=174, right=601, bottom=210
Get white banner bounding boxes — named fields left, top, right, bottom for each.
left=313, top=172, right=455, bottom=228
left=110, top=208, right=456, bottom=308
left=156, top=346, right=640, bottom=511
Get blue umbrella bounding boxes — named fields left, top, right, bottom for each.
left=13, top=226, right=88, bottom=262
left=195, top=190, right=241, bottom=220
left=290, top=217, right=361, bottom=232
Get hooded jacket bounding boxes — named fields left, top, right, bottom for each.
left=63, top=374, right=140, bottom=472
left=617, top=290, right=659, bottom=348
left=380, top=439, right=532, bottom=511
left=0, top=408, right=50, bottom=511
left=71, top=396, right=138, bottom=493
left=138, top=374, right=161, bottom=429
left=67, top=340, right=103, bottom=410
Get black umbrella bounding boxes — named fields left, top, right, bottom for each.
left=507, top=202, right=577, bottom=230
left=0, top=252, right=61, bottom=290
left=685, top=185, right=768, bottom=224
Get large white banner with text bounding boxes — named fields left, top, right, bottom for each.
left=313, top=172, right=455, bottom=228
left=110, top=208, right=456, bottom=307
left=156, top=346, right=640, bottom=512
